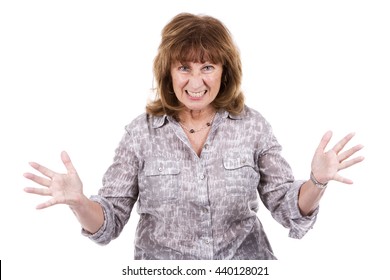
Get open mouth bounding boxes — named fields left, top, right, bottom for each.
left=186, top=90, right=207, bottom=98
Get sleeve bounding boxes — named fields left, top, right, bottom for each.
left=82, top=126, right=140, bottom=245
left=257, top=121, right=318, bottom=239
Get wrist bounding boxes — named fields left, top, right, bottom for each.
left=69, top=193, right=90, bottom=213
left=310, top=171, right=328, bottom=189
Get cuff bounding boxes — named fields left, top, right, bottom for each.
left=286, top=180, right=319, bottom=239
left=80, top=195, right=113, bottom=245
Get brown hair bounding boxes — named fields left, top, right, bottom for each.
left=146, top=13, right=245, bottom=116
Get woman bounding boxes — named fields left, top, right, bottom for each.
left=23, top=13, right=364, bottom=260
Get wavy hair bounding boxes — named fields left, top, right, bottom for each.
left=146, top=13, right=244, bottom=116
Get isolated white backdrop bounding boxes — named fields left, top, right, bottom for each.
left=1, top=0, right=389, bottom=279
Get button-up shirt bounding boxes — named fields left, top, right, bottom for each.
left=84, top=105, right=318, bottom=259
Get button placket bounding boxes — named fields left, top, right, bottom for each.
left=195, top=156, right=213, bottom=258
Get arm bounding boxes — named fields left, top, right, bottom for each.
left=298, top=131, right=364, bottom=216
left=24, top=151, right=104, bottom=234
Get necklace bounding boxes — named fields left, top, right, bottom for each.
left=179, top=112, right=217, bottom=134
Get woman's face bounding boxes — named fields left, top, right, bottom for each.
left=170, top=61, right=223, bottom=112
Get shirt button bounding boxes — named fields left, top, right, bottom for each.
left=241, top=158, right=246, bottom=164
left=158, top=167, right=163, bottom=172
left=200, top=174, right=206, bottom=180
left=204, top=240, right=210, bottom=244
left=204, top=144, right=209, bottom=150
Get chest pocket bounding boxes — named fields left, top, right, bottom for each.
left=142, top=158, right=181, bottom=202
left=223, top=150, right=260, bottom=196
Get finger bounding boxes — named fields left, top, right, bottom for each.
left=36, top=197, right=60, bottom=210
left=61, top=151, right=77, bottom=174
left=23, top=172, right=51, bottom=187
left=338, top=155, right=365, bottom=171
left=29, top=162, right=55, bottom=179
left=332, top=132, right=355, bottom=154
left=24, top=187, right=52, bottom=196
left=333, top=173, right=353, bottom=184
left=36, top=194, right=70, bottom=209
left=338, top=144, right=364, bottom=162
left=315, top=130, right=333, bottom=154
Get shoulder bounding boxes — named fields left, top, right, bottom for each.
left=124, top=113, right=146, bottom=132
left=124, top=113, right=167, bottom=134
left=242, top=105, right=265, bottom=119
left=233, top=105, right=272, bottom=128
left=236, top=106, right=277, bottom=144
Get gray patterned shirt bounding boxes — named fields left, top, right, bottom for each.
left=84, top=105, right=318, bottom=259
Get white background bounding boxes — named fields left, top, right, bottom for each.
left=1, top=0, right=389, bottom=279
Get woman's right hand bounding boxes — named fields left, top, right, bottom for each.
left=24, top=151, right=85, bottom=210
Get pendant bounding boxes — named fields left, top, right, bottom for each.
left=189, top=129, right=195, bottom=133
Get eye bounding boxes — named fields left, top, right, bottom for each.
left=178, top=65, right=190, bottom=72
left=202, top=65, right=215, bottom=72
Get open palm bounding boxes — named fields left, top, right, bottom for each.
left=24, top=151, right=84, bottom=209
left=311, top=131, right=364, bottom=184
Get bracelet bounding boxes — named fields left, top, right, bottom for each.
left=310, top=171, right=328, bottom=189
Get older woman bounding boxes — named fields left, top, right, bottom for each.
left=24, top=13, right=364, bottom=260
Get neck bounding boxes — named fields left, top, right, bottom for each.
left=179, top=107, right=216, bottom=125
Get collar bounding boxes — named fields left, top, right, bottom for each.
left=151, top=114, right=169, bottom=129
left=150, top=108, right=244, bottom=129
left=226, top=111, right=243, bottom=120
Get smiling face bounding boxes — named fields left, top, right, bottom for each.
left=170, top=61, right=223, bottom=112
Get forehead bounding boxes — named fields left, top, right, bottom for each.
left=170, top=42, right=223, bottom=65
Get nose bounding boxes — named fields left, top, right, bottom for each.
left=188, top=71, right=204, bottom=90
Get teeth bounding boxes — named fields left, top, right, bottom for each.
left=187, top=90, right=206, bottom=98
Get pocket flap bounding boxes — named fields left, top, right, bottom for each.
left=144, top=158, right=181, bottom=176
left=223, top=150, right=256, bottom=170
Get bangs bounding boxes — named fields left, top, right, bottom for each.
left=170, top=37, right=224, bottom=64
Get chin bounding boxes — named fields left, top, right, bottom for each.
left=184, top=104, right=209, bottom=112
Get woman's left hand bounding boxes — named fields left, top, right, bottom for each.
left=311, top=131, right=364, bottom=185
